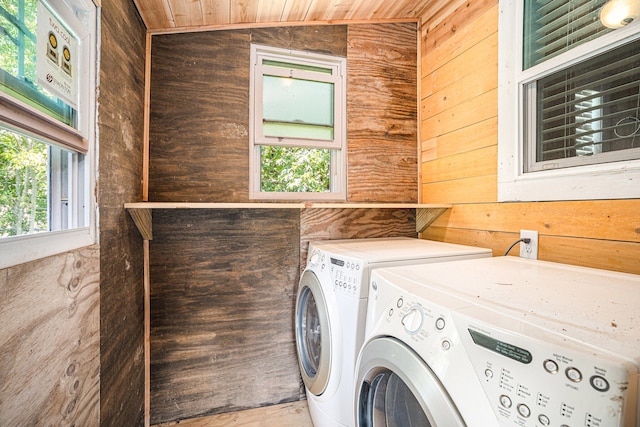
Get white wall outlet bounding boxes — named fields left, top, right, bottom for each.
left=520, top=230, right=538, bottom=260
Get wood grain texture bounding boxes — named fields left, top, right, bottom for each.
left=156, top=401, right=313, bottom=427
left=346, top=23, right=418, bottom=202
left=133, top=0, right=427, bottom=32
left=98, top=0, right=147, bottom=424
left=149, top=209, right=302, bottom=425
left=299, top=208, right=417, bottom=267
left=0, top=246, right=100, bottom=426
left=418, top=0, right=640, bottom=275
left=148, top=26, right=347, bottom=203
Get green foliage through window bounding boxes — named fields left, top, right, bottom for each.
left=260, top=146, right=330, bottom=192
left=0, top=127, right=48, bottom=236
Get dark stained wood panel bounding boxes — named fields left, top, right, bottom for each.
left=149, top=209, right=301, bottom=425
left=98, top=0, right=148, bottom=424
left=0, top=246, right=100, bottom=426
left=346, top=23, right=418, bottom=203
left=148, top=26, right=347, bottom=203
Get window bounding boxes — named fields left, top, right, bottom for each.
left=0, top=0, right=97, bottom=268
left=498, top=0, right=640, bottom=201
left=249, top=44, right=346, bottom=200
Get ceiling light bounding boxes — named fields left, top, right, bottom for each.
left=600, top=0, right=640, bottom=29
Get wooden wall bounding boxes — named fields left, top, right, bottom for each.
left=418, top=0, right=640, bottom=275
left=149, top=23, right=417, bottom=203
left=147, top=23, right=418, bottom=424
left=98, top=0, right=148, bottom=424
left=0, top=246, right=100, bottom=426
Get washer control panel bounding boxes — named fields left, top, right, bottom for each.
left=308, top=248, right=364, bottom=297
left=453, top=308, right=636, bottom=427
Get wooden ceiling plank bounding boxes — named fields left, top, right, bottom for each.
left=132, top=0, right=175, bottom=29
left=280, top=0, right=314, bottom=21
left=231, top=0, right=259, bottom=23
left=256, top=0, right=288, bottom=23
left=169, top=0, right=204, bottom=27
left=304, top=0, right=337, bottom=21
left=201, top=0, right=231, bottom=25
left=344, top=0, right=385, bottom=20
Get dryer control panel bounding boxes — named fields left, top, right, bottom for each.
left=452, top=306, right=637, bottom=427
left=308, top=248, right=365, bottom=298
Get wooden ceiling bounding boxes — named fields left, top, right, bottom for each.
left=132, top=0, right=440, bottom=33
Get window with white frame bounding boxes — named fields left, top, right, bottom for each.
left=249, top=44, right=347, bottom=201
left=0, top=0, right=97, bottom=268
left=498, top=0, right=640, bottom=201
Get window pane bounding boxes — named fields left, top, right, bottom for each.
left=260, top=146, right=330, bottom=192
left=523, top=0, right=613, bottom=69
left=263, top=75, right=334, bottom=141
left=528, top=39, right=640, bottom=170
left=0, top=0, right=76, bottom=126
left=0, top=125, right=80, bottom=237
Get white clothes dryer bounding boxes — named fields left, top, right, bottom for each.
left=355, top=256, right=640, bottom=427
left=294, top=237, right=492, bottom=427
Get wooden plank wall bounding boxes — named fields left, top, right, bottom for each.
left=346, top=23, right=418, bottom=202
left=0, top=246, right=100, bottom=426
left=147, top=23, right=418, bottom=424
left=418, top=0, right=640, bottom=275
left=149, top=209, right=301, bottom=424
left=98, top=0, right=148, bottom=424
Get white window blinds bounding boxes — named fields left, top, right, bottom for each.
left=525, top=38, right=640, bottom=171
left=524, top=0, right=614, bottom=68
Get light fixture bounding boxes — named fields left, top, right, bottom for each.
left=600, top=0, right=640, bottom=29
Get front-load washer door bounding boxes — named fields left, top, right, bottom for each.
left=295, top=269, right=332, bottom=396
left=356, top=337, right=465, bottom=427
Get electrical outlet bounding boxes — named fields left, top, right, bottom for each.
left=520, top=230, right=538, bottom=260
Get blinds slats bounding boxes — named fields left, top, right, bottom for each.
left=524, top=0, right=610, bottom=68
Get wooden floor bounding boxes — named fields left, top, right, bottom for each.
left=152, top=401, right=314, bottom=427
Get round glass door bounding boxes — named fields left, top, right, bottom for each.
left=356, top=337, right=465, bottom=427
left=295, top=269, right=331, bottom=395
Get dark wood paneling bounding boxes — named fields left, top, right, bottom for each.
left=0, top=246, right=100, bottom=426
left=299, top=208, right=417, bottom=267
left=347, top=24, right=418, bottom=202
left=148, top=26, right=347, bottom=203
left=98, top=0, right=147, bottom=424
left=149, top=209, right=301, bottom=424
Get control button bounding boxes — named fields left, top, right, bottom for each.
left=485, top=369, right=493, bottom=379
left=517, top=403, right=531, bottom=418
left=565, top=367, right=582, bottom=383
left=402, top=308, right=423, bottom=334
left=356, top=264, right=360, bottom=270
left=397, top=298, right=404, bottom=308
left=353, top=285, right=357, bottom=293
left=543, top=359, right=559, bottom=374
left=590, top=375, right=610, bottom=392
left=435, top=317, right=446, bottom=330
left=371, top=281, right=378, bottom=291
left=538, top=414, right=550, bottom=426
left=388, top=308, right=394, bottom=317
left=441, top=340, right=451, bottom=351
left=499, top=395, right=512, bottom=409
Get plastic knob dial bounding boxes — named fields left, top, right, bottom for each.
left=402, top=308, right=423, bottom=333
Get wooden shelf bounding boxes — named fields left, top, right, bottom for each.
left=125, top=202, right=451, bottom=240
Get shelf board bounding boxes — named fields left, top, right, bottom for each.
left=125, top=202, right=451, bottom=239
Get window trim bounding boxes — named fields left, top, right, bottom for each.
left=249, top=44, right=347, bottom=201
left=0, top=0, right=98, bottom=268
left=497, top=0, right=640, bottom=201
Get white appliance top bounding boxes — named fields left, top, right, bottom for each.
left=309, top=237, right=491, bottom=264
left=377, top=256, right=640, bottom=362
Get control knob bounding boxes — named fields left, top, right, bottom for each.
left=402, top=307, right=423, bottom=334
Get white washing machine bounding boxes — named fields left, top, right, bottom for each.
left=355, top=256, right=640, bottom=426
left=294, top=237, right=492, bottom=427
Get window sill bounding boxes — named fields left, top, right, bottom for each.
left=124, top=202, right=452, bottom=240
